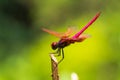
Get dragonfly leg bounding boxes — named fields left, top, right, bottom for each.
left=57, top=48, right=61, bottom=56
left=51, top=48, right=61, bottom=57
left=58, top=48, right=64, bottom=64
left=51, top=48, right=64, bottom=64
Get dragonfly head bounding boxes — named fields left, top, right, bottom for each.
left=51, top=42, right=58, bottom=50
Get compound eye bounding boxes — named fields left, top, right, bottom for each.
left=51, top=42, right=58, bottom=50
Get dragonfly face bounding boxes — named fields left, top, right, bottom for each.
left=51, top=42, right=58, bottom=50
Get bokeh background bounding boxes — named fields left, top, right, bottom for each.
left=0, top=0, right=120, bottom=80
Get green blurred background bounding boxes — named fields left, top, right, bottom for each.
left=0, top=0, right=120, bottom=80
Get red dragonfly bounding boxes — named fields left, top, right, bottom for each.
left=42, top=12, right=101, bottom=63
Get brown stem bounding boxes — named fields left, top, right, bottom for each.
left=50, top=54, right=59, bottom=80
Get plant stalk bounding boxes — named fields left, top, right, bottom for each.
left=50, top=54, right=59, bottom=80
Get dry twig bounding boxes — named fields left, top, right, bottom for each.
left=50, top=54, right=59, bottom=80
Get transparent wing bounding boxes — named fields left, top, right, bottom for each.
left=76, top=34, right=91, bottom=42
left=42, top=28, right=63, bottom=38
left=42, top=28, right=75, bottom=38
left=62, top=27, right=75, bottom=38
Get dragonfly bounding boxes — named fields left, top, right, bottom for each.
left=42, top=12, right=101, bottom=63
